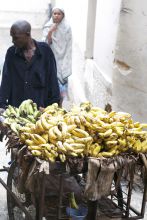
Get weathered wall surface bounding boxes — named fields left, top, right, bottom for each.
left=113, top=0, right=147, bottom=122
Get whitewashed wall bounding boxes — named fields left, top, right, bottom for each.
left=82, top=0, right=121, bottom=109
left=94, top=0, right=122, bottom=81
left=113, top=0, right=147, bottom=122
left=0, top=0, right=49, bottom=28
left=0, top=0, right=50, bottom=71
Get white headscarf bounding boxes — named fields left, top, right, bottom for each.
left=42, top=7, right=72, bottom=84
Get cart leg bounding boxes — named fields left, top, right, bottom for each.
left=36, top=173, right=46, bottom=220
left=57, top=174, right=64, bottom=220
left=86, top=200, right=97, bottom=220
left=6, top=161, right=33, bottom=220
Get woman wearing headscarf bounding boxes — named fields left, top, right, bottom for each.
left=42, top=7, right=72, bottom=106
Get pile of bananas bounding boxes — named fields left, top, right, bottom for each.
left=2, top=99, right=41, bottom=134
left=16, top=101, right=147, bottom=162
left=2, top=100, right=147, bottom=161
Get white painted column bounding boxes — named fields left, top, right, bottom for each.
left=85, top=0, right=97, bottom=59
left=113, top=0, right=147, bottom=122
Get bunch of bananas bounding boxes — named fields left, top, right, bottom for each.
left=19, top=111, right=93, bottom=162
left=19, top=102, right=147, bottom=161
left=4, top=101, right=147, bottom=161
left=2, top=99, right=41, bottom=134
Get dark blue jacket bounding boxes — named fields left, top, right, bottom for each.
left=0, top=40, right=60, bottom=108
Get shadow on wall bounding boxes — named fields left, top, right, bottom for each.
left=83, top=59, right=112, bottom=108
left=68, top=41, right=87, bottom=105
left=68, top=41, right=112, bottom=109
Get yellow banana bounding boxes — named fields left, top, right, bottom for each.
left=65, top=138, right=74, bottom=144
left=84, top=114, right=96, bottom=124
left=28, top=146, right=42, bottom=151
left=59, top=122, right=68, bottom=138
left=35, top=120, right=45, bottom=133
left=56, top=141, right=67, bottom=153
left=40, top=143, right=53, bottom=151
left=19, top=126, right=32, bottom=133
left=118, top=138, right=126, bottom=147
left=74, top=136, right=93, bottom=144
left=108, top=111, right=116, bottom=118
left=133, top=122, right=141, bottom=128
left=103, top=129, right=113, bottom=137
left=40, top=115, right=53, bottom=130
left=31, top=150, right=42, bottom=157
left=53, top=126, right=62, bottom=139
left=79, top=115, right=87, bottom=124
left=50, top=149, right=58, bottom=157
left=92, top=144, right=101, bottom=157
left=74, top=149, right=84, bottom=154
left=74, top=116, right=81, bottom=126
left=68, top=152, right=78, bottom=157
left=141, top=141, right=147, bottom=153
left=105, top=140, right=118, bottom=146
left=19, top=133, right=26, bottom=142
left=71, top=128, right=89, bottom=138
left=140, top=123, right=147, bottom=129
left=59, top=154, right=66, bottom=162
left=42, top=133, right=49, bottom=142
left=31, top=134, right=46, bottom=145
left=44, top=149, right=55, bottom=162
left=114, top=127, right=124, bottom=136
left=25, top=139, right=35, bottom=146
left=133, top=140, right=142, bottom=152
left=70, top=143, right=85, bottom=149
left=63, top=142, right=75, bottom=151
left=99, top=151, right=115, bottom=157
left=67, top=124, right=77, bottom=132
left=48, top=127, right=57, bottom=140
left=49, top=138, right=57, bottom=145
left=111, top=122, right=124, bottom=127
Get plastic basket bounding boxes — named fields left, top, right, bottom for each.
left=66, top=205, right=88, bottom=220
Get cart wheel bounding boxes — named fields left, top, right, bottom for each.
left=7, top=161, right=36, bottom=220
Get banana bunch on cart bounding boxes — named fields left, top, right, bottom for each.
left=2, top=100, right=147, bottom=162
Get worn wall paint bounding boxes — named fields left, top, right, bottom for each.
left=113, top=0, right=147, bottom=122
left=94, top=0, right=122, bottom=81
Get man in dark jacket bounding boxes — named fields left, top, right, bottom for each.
left=0, top=20, right=60, bottom=108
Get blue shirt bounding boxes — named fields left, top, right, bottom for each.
left=0, top=40, right=60, bottom=108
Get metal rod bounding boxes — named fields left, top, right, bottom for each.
left=125, top=164, right=135, bottom=217
left=58, top=174, right=64, bottom=219
left=140, top=153, right=147, bottom=217
left=38, top=172, right=46, bottom=220
left=87, top=200, right=97, bottom=220
left=120, top=200, right=142, bottom=216
left=0, top=177, right=33, bottom=220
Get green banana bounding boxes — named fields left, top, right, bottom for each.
left=70, top=192, right=79, bottom=209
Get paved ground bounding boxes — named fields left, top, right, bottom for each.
left=0, top=139, right=10, bottom=220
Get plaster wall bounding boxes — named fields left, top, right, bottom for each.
left=93, top=0, right=122, bottom=81
left=83, top=0, right=121, bottom=108
left=113, top=0, right=147, bottom=122
left=0, top=0, right=49, bottom=70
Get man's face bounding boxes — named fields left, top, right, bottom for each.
left=52, top=9, right=64, bottom=24
left=10, top=28, right=29, bottom=49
